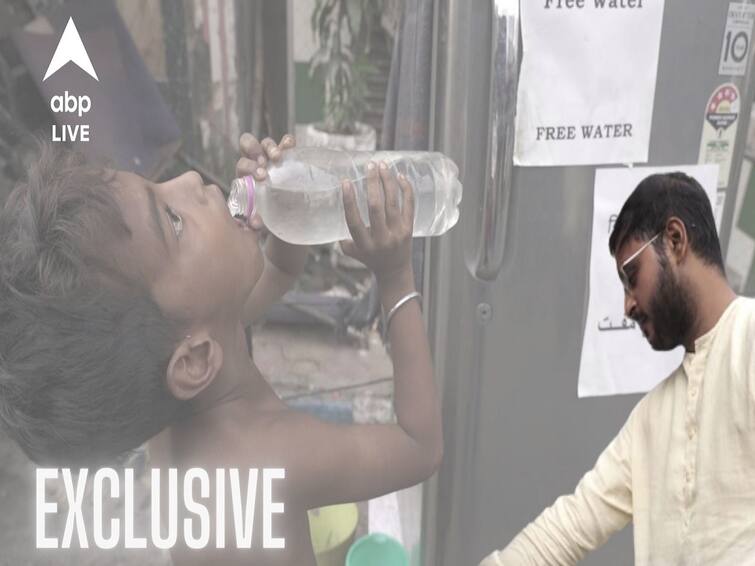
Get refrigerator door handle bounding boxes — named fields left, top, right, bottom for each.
left=473, top=0, right=520, bottom=281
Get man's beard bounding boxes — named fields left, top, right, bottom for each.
left=639, top=261, right=695, bottom=351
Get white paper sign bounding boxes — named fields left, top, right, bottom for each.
left=514, top=0, right=665, bottom=167
left=578, top=164, right=719, bottom=398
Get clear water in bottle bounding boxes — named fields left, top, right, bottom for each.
left=228, top=147, right=462, bottom=245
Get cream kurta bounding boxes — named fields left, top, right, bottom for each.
left=481, top=297, right=755, bottom=566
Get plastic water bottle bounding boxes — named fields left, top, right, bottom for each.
left=227, top=147, right=462, bottom=245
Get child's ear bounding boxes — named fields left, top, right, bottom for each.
left=166, top=331, right=223, bottom=400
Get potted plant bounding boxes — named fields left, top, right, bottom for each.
left=305, top=0, right=385, bottom=150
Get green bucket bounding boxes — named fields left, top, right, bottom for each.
left=346, top=533, right=409, bottom=566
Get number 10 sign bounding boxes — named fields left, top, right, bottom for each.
left=719, top=3, right=755, bottom=77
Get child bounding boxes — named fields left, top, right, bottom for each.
left=0, top=134, right=443, bottom=564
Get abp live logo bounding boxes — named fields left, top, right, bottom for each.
left=44, top=17, right=97, bottom=143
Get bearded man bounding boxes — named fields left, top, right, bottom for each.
left=480, top=172, right=755, bottom=565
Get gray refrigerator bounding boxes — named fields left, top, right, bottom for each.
left=419, top=0, right=755, bottom=564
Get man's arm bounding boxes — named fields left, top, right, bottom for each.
left=479, top=403, right=640, bottom=566
left=272, top=162, right=443, bottom=511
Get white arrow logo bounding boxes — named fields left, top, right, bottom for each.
left=43, top=17, right=98, bottom=81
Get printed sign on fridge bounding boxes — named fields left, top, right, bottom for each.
left=514, top=0, right=665, bottom=166
left=718, top=2, right=755, bottom=77
left=698, top=83, right=741, bottom=189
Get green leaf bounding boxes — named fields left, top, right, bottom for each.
left=309, top=0, right=390, bottom=134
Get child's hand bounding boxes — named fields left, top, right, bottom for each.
left=236, top=132, right=295, bottom=179
left=340, top=161, right=415, bottom=283
left=237, top=133, right=308, bottom=325
left=236, top=133, right=296, bottom=230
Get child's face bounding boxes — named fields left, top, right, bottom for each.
left=111, top=170, right=263, bottom=322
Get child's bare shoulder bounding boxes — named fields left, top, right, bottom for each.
left=152, top=400, right=380, bottom=511
left=149, top=399, right=294, bottom=469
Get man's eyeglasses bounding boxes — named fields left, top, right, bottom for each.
left=619, top=232, right=661, bottom=292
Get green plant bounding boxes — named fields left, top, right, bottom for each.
left=309, top=0, right=384, bottom=135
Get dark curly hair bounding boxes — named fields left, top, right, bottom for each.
left=0, top=144, right=187, bottom=466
